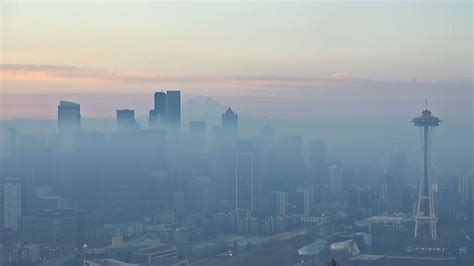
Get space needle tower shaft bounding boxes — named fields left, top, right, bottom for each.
left=412, top=101, right=441, bottom=240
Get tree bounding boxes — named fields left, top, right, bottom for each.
left=327, top=258, right=340, bottom=266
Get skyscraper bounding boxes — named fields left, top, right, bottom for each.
left=259, top=125, right=275, bottom=142
left=149, top=91, right=181, bottom=129
left=272, top=191, right=288, bottom=216
left=149, top=91, right=167, bottom=128
left=329, top=163, right=343, bottom=193
left=153, top=91, right=166, bottom=118
left=58, top=101, right=81, bottom=134
left=149, top=110, right=160, bottom=128
left=459, top=174, right=474, bottom=203
left=166, top=91, right=181, bottom=129
left=412, top=104, right=441, bottom=240
left=290, top=188, right=312, bottom=215
left=3, top=177, right=22, bottom=231
left=221, top=107, right=238, bottom=143
left=116, top=109, right=136, bottom=131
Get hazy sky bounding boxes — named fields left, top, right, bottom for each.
left=0, top=1, right=472, bottom=118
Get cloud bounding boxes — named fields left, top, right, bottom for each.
left=0, top=63, right=336, bottom=89
left=2, top=64, right=470, bottom=95
left=330, top=71, right=351, bottom=79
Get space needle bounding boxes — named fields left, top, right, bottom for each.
left=412, top=101, right=441, bottom=240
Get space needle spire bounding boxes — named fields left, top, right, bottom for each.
left=412, top=101, right=441, bottom=240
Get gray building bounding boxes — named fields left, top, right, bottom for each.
left=58, top=101, right=81, bottom=133
left=166, top=91, right=181, bottom=129
left=3, top=177, right=22, bottom=231
left=116, top=109, right=137, bottom=131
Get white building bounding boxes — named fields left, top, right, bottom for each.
left=3, top=177, right=22, bottom=231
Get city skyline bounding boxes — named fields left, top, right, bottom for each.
left=0, top=2, right=473, bottom=265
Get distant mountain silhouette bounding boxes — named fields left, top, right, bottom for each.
left=182, top=96, right=226, bottom=126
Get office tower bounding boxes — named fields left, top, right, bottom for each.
left=412, top=103, right=441, bottom=240
left=3, top=177, right=22, bottom=231
left=272, top=191, right=287, bottom=216
left=235, top=153, right=254, bottom=211
left=58, top=101, right=81, bottom=133
left=436, top=184, right=458, bottom=220
left=459, top=174, right=474, bottom=203
left=149, top=91, right=181, bottom=129
left=290, top=189, right=312, bottom=215
left=116, top=109, right=135, bottom=131
left=189, top=121, right=206, bottom=145
left=154, top=91, right=167, bottom=115
left=328, top=163, right=343, bottom=193
left=166, top=91, right=181, bottom=128
left=259, top=125, right=275, bottom=140
left=149, top=91, right=167, bottom=128
left=221, top=107, right=238, bottom=143
left=149, top=110, right=160, bottom=128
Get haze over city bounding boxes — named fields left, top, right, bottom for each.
left=0, top=1, right=472, bottom=266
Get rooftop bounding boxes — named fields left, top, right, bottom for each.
left=412, top=109, right=441, bottom=126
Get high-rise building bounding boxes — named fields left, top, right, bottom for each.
left=149, top=91, right=181, bottom=129
left=58, top=101, right=81, bottom=133
left=221, top=107, right=238, bottom=143
left=166, top=91, right=181, bottom=129
left=259, top=126, right=275, bottom=140
left=459, top=174, right=474, bottom=203
left=116, top=109, right=137, bottom=131
left=154, top=91, right=167, bottom=117
left=272, top=191, right=288, bottom=216
left=148, top=110, right=160, bottom=128
left=3, top=177, right=22, bottom=231
left=412, top=104, right=441, bottom=240
left=149, top=91, right=168, bottom=127
left=329, top=163, right=343, bottom=193
left=290, top=188, right=312, bottom=215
